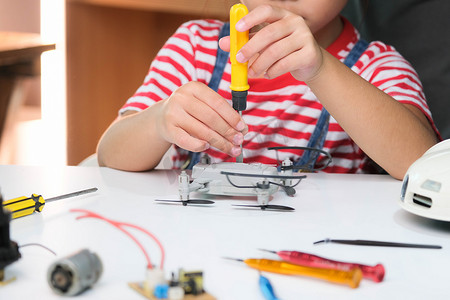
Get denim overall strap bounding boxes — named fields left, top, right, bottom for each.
left=208, top=22, right=230, bottom=92
left=185, top=23, right=231, bottom=169
left=295, top=39, right=369, bottom=170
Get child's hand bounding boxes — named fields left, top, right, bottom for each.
left=219, top=4, right=324, bottom=82
left=155, top=81, right=247, bottom=157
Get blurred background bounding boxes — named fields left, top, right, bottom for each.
left=0, top=0, right=63, bottom=165
left=0, top=0, right=236, bottom=166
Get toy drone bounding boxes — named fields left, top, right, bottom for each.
left=156, top=147, right=332, bottom=211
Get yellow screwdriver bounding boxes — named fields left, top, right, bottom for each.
left=2, top=187, right=98, bottom=219
left=225, top=257, right=362, bottom=289
left=230, top=3, right=249, bottom=163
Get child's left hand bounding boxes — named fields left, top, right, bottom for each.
left=219, top=4, right=324, bottom=82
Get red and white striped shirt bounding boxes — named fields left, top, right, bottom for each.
left=121, top=18, right=437, bottom=173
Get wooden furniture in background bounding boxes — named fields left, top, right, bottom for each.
left=66, top=0, right=236, bottom=165
left=0, top=32, right=54, bottom=161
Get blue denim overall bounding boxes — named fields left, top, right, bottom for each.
left=185, top=22, right=368, bottom=170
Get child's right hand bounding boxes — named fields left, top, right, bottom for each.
left=155, top=81, right=247, bottom=157
left=219, top=4, right=324, bottom=83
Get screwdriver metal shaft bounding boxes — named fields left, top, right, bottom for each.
left=45, top=187, right=98, bottom=203
left=236, top=112, right=244, bottom=163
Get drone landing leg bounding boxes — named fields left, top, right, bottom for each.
left=178, top=171, right=190, bottom=200
left=256, top=180, right=270, bottom=206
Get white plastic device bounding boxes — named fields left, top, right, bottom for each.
left=186, top=162, right=281, bottom=205
left=176, top=160, right=304, bottom=207
left=399, top=139, right=450, bottom=221
left=191, top=162, right=280, bottom=196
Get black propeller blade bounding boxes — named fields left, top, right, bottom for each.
left=232, top=204, right=295, bottom=211
left=155, top=199, right=215, bottom=206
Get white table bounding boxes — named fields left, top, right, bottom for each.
left=1, top=165, right=450, bottom=299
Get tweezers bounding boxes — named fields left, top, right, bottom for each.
left=313, top=238, right=442, bottom=249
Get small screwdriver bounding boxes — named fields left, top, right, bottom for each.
left=230, top=4, right=249, bottom=163
left=260, top=249, right=385, bottom=282
left=225, top=257, right=362, bottom=288
left=3, top=188, right=98, bottom=219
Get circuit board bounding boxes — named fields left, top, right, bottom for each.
left=128, top=282, right=216, bottom=300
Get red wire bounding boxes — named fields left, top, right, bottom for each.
left=70, top=209, right=165, bottom=269
left=113, top=221, right=165, bottom=269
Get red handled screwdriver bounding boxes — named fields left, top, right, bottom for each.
left=260, top=249, right=385, bottom=282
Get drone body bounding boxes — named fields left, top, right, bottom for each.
left=177, top=160, right=303, bottom=208
left=192, top=162, right=279, bottom=197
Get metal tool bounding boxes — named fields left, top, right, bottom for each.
left=260, top=249, right=385, bottom=282
left=2, top=187, right=98, bottom=219
left=313, top=238, right=442, bottom=249
left=224, top=257, right=362, bottom=288
left=230, top=4, right=249, bottom=163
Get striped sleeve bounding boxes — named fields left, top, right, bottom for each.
left=119, top=20, right=223, bottom=115
left=355, top=42, right=435, bottom=126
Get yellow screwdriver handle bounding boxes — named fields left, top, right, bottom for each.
left=245, top=258, right=362, bottom=289
left=3, top=194, right=45, bottom=219
left=230, top=3, right=250, bottom=92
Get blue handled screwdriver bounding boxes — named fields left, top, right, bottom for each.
left=259, top=273, right=279, bottom=300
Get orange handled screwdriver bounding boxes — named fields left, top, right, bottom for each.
left=2, top=188, right=98, bottom=219
left=225, top=257, right=362, bottom=288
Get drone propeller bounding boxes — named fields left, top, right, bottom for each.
left=155, top=199, right=215, bottom=206
left=232, top=204, right=295, bottom=211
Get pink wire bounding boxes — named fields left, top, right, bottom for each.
left=70, top=209, right=165, bottom=269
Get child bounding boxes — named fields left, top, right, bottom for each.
left=97, top=0, right=439, bottom=180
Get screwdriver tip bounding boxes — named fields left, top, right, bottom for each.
left=222, top=257, right=244, bottom=262
left=313, top=238, right=331, bottom=245
left=258, top=249, right=277, bottom=254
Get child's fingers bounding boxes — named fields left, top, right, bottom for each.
left=182, top=97, right=244, bottom=146
left=236, top=4, right=288, bottom=32
left=162, top=82, right=246, bottom=157
left=170, top=126, right=210, bottom=152
left=266, top=44, right=322, bottom=81
left=218, top=36, right=230, bottom=52
left=247, top=36, right=295, bottom=77
left=236, top=10, right=308, bottom=65
left=171, top=116, right=241, bottom=157
left=249, top=31, right=317, bottom=79
left=187, top=82, right=245, bottom=132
